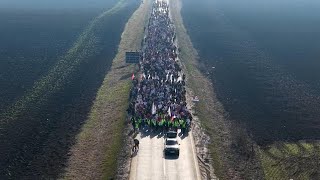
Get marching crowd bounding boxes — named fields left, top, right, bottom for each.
left=128, top=0, right=192, bottom=134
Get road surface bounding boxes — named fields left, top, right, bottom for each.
left=129, top=0, right=201, bottom=179
left=129, top=129, right=201, bottom=180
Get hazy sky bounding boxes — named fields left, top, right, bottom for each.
left=208, top=0, right=320, bottom=33
left=0, top=0, right=118, bottom=9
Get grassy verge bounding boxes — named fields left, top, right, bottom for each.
left=64, top=0, right=151, bottom=179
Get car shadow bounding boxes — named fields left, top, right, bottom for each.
left=163, top=153, right=179, bottom=160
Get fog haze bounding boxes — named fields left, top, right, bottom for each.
left=0, top=0, right=118, bottom=10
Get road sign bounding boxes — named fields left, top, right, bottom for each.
left=126, top=52, right=141, bottom=63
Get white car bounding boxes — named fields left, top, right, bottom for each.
left=164, top=138, right=180, bottom=156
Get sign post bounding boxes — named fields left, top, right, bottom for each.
left=125, top=52, right=141, bottom=64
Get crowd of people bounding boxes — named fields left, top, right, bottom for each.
left=127, top=0, right=192, bottom=135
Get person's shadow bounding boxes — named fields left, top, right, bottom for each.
left=131, top=147, right=139, bottom=158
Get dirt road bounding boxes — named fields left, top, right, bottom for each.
left=129, top=129, right=201, bottom=180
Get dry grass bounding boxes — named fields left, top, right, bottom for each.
left=63, top=0, right=150, bottom=179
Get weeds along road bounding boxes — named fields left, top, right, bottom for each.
left=129, top=130, right=201, bottom=180
left=129, top=0, right=201, bottom=179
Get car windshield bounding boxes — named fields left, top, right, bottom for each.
left=167, top=132, right=177, bottom=138
left=166, top=140, right=177, bottom=145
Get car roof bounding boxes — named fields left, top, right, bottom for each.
left=167, top=130, right=177, bottom=133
